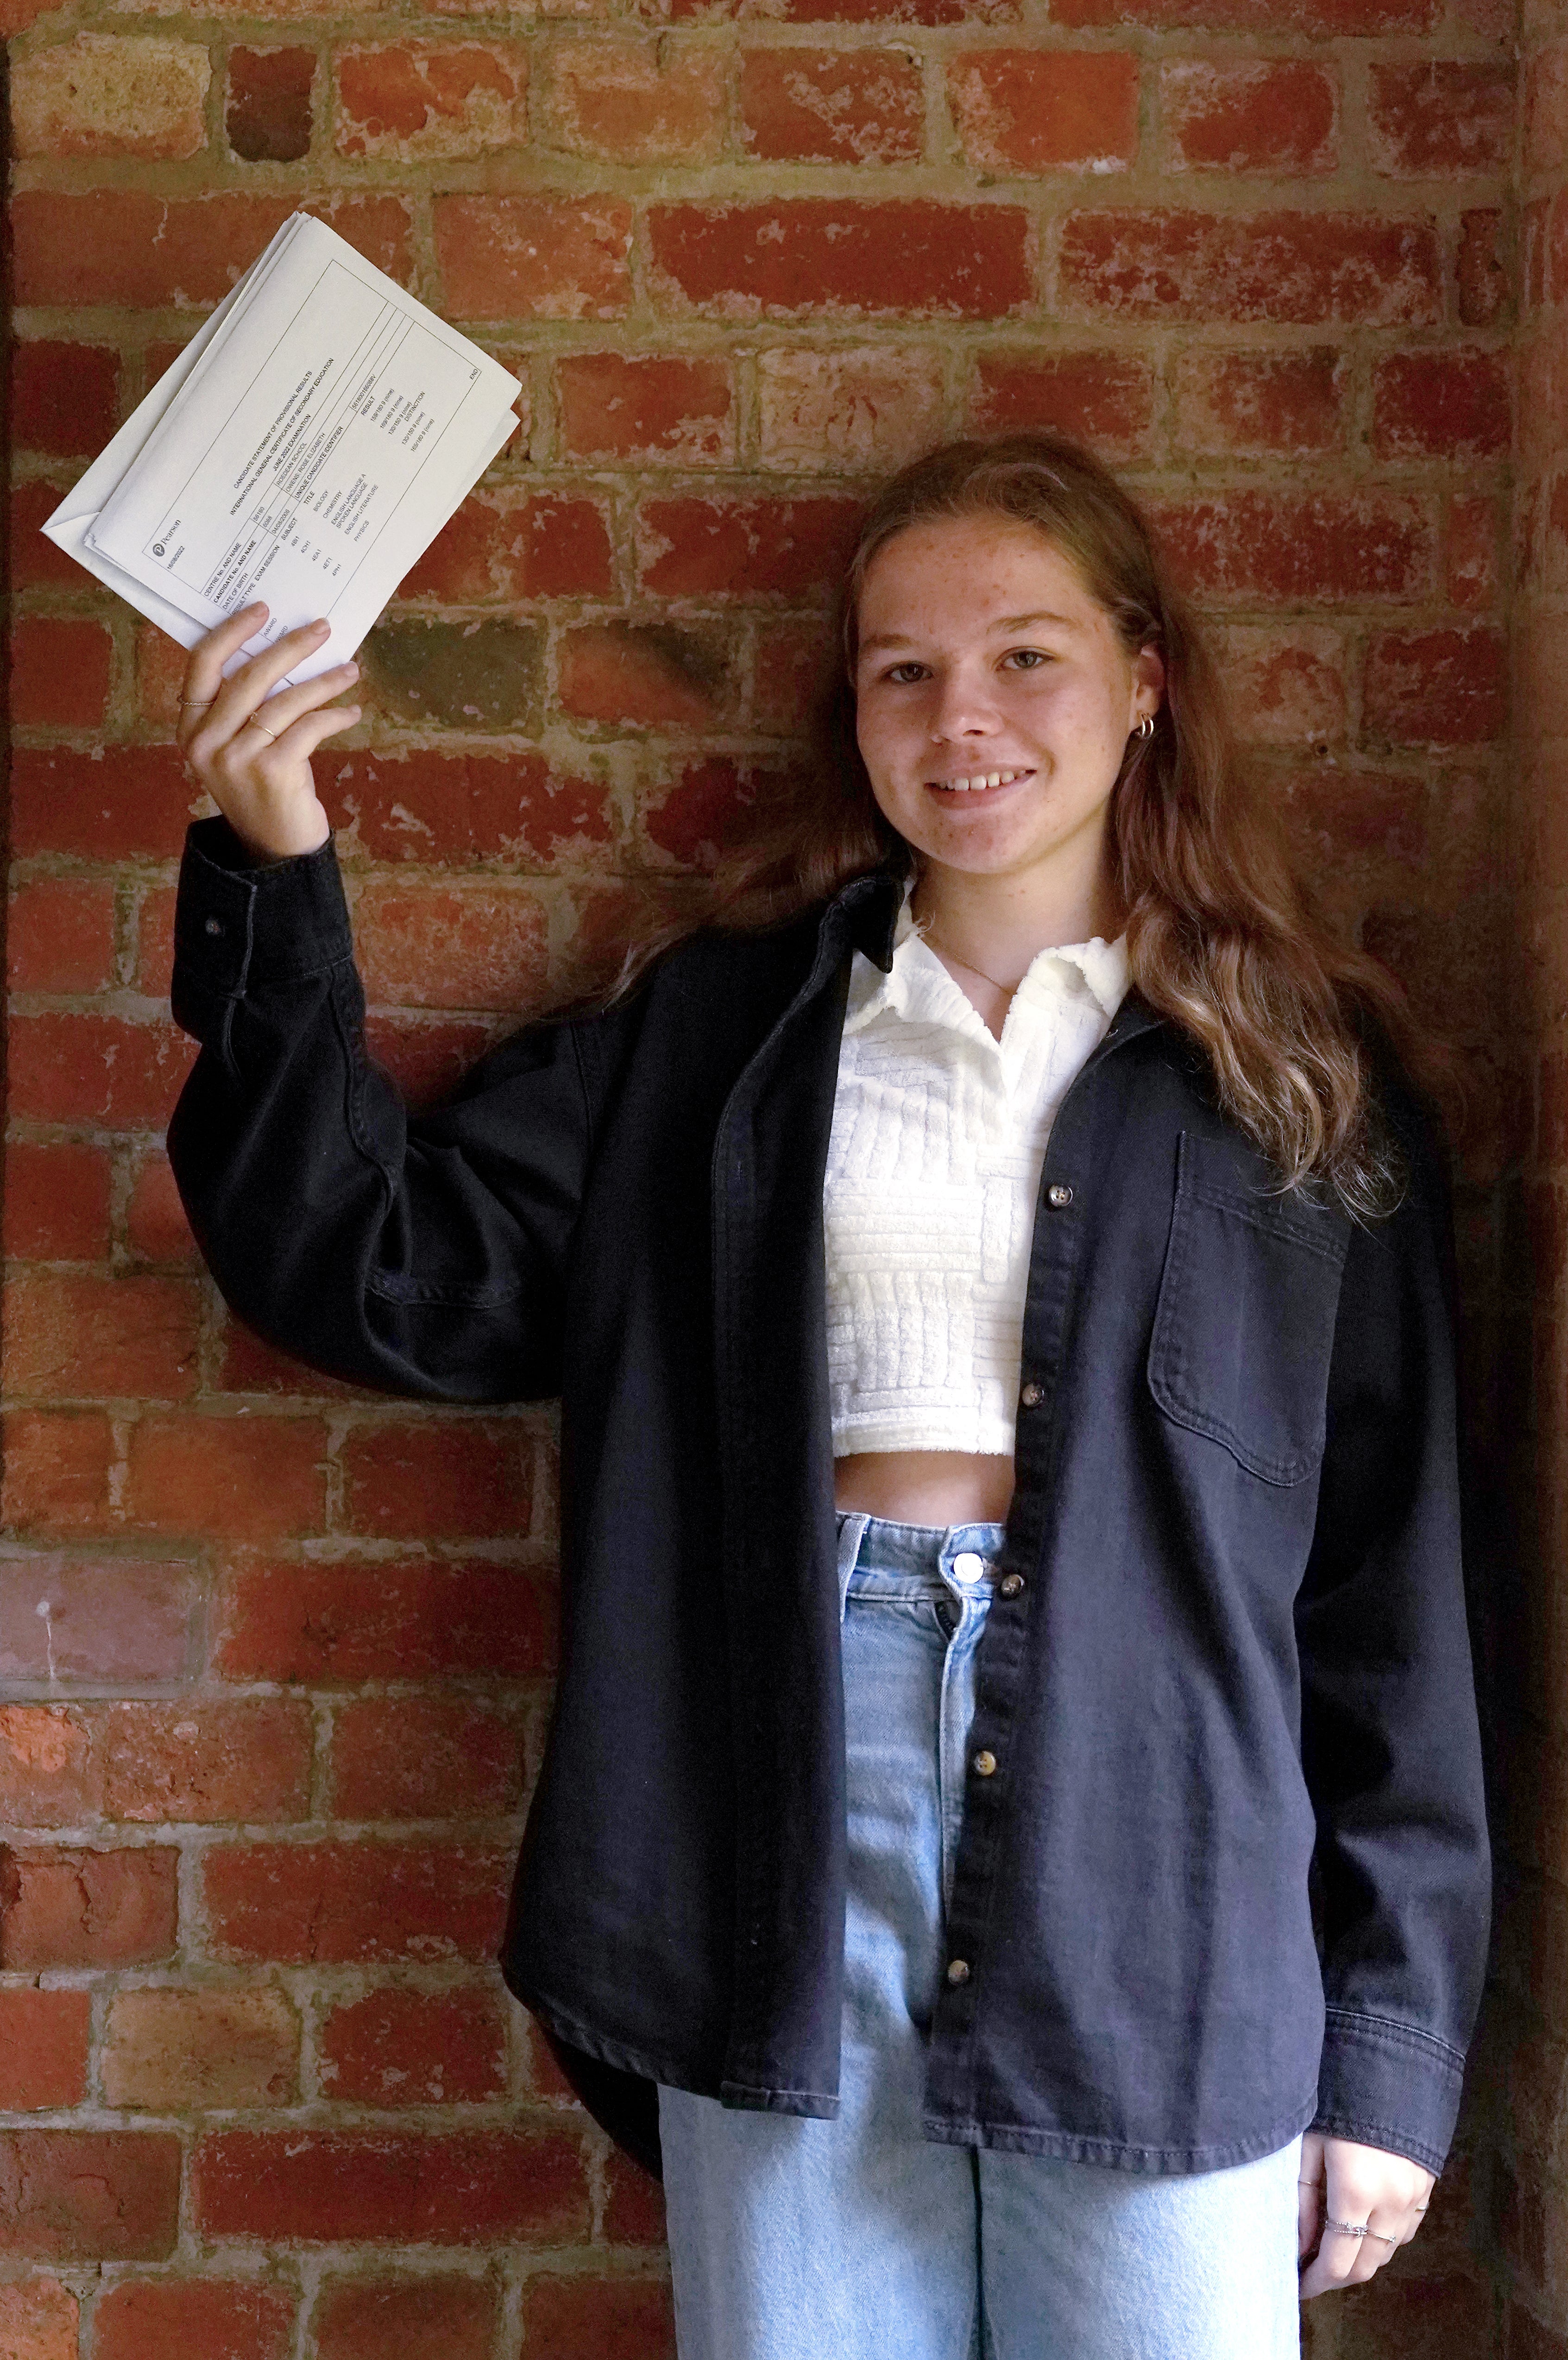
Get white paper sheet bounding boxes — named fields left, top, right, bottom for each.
left=44, top=213, right=523, bottom=689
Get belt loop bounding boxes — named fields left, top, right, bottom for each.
left=835, top=1511, right=871, bottom=1622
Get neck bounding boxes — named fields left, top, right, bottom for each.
left=910, top=856, right=1121, bottom=988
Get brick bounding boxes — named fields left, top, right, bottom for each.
left=197, top=2126, right=588, bottom=2244
left=323, top=748, right=611, bottom=863
left=556, top=352, right=735, bottom=465
left=1367, top=62, right=1513, bottom=177
left=1058, top=210, right=1441, bottom=325
left=339, top=1421, right=532, bottom=1539
left=12, top=34, right=208, bottom=159
left=363, top=1016, right=498, bottom=1111
left=7, top=880, right=115, bottom=997
left=754, top=619, right=829, bottom=733
left=134, top=627, right=189, bottom=732
left=1448, top=492, right=1499, bottom=610
left=0, top=1557, right=194, bottom=1683
left=648, top=200, right=1033, bottom=319
left=11, top=622, right=113, bottom=730
left=759, top=346, right=944, bottom=472
left=353, top=884, right=549, bottom=1013
left=9, top=748, right=194, bottom=862
left=1054, top=0, right=1429, bottom=24
left=124, top=1416, right=328, bottom=1538
left=519, top=2275, right=676, bottom=2360
left=0, top=1990, right=90, bottom=2109
left=1149, top=490, right=1435, bottom=602
left=1459, top=206, right=1508, bottom=328
left=0, top=2133, right=179, bottom=2260
left=602, top=2149, right=667, bottom=2243
left=396, top=491, right=611, bottom=602
left=435, top=195, right=632, bottom=321
left=645, top=757, right=767, bottom=869
left=947, top=49, right=1137, bottom=172
left=227, top=46, right=314, bottom=162
left=4, top=1144, right=113, bottom=1263
left=202, top=1841, right=510, bottom=1963
left=1372, top=348, right=1510, bottom=461
left=132, top=880, right=175, bottom=994
left=210, top=1322, right=342, bottom=1398
left=1169, top=346, right=1346, bottom=456
left=213, top=1558, right=556, bottom=1683
left=100, top=1699, right=312, bottom=1824
left=1160, top=59, right=1335, bottom=173
left=315, top=2277, right=497, bottom=2360
left=101, top=1987, right=299, bottom=2108
left=0, top=1412, right=114, bottom=1534
left=330, top=1696, right=523, bottom=1819
left=94, top=2280, right=294, bottom=2360
left=336, top=41, right=525, bottom=158
left=1214, top=624, right=1347, bottom=746
left=361, top=619, right=542, bottom=731
left=558, top=623, right=735, bottom=729
left=319, top=1986, right=508, bottom=2103
left=3, top=1277, right=200, bottom=1403
left=638, top=494, right=860, bottom=601
left=0, top=1706, right=98, bottom=1826
left=1363, top=625, right=1507, bottom=747
left=10, top=193, right=412, bottom=308
left=969, top=348, right=1155, bottom=458
left=12, top=479, right=86, bottom=591
left=0, top=2280, right=77, bottom=2360
left=0, top=1844, right=177, bottom=1968
left=741, top=47, right=923, bottom=163
left=1527, top=38, right=1568, bottom=181
left=126, top=1158, right=199, bottom=1267
left=12, top=341, right=119, bottom=456
left=7, top=1016, right=194, bottom=1127
left=538, top=37, right=724, bottom=161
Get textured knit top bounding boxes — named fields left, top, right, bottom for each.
left=824, top=900, right=1129, bottom=1458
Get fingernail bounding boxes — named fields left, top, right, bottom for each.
left=343, top=661, right=359, bottom=679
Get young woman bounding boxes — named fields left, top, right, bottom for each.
left=166, top=434, right=1490, bottom=2359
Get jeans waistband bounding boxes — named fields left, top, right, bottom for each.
left=834, top=1511, right=1008, bottom=1617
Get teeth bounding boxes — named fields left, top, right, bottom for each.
left=935, top=768, right=1025, bottom=793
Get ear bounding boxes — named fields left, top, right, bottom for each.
left=1133, top=642, right=1166, bottom=721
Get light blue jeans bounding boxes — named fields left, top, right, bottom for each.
left=658, top=1514, right=1303, bottom=2360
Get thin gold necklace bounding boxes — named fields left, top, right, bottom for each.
left=915, top=919, right=1022, bottom=997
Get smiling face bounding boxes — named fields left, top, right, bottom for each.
left=853, top=513, right=1164, bottom=925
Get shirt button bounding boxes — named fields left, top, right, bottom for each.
left=1020, top=1382, right=1043, bottom=1408
left=204, top=916, right=224, bottom=937
left=946, top=1958, right=972, bottom=1986
left=951, top=1551, right=985, bottom=1585
left=972, top=1750, right=997, bottom=1777
left=1046, top=1183, right=1073, bottom=1208
left=998, top=1573, right=1026, bottom=1599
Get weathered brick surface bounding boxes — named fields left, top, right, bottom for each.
left=0, top=0, right=1524, bottom=2334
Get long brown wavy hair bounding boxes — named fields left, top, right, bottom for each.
left=592, top=432, right=1420, bottom=1220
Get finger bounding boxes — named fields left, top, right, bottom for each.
left=189, top=617, right=333, bottom=749
left=1297, top=2171, right=1322, bottom=2261
left=237, top=700, right=361, bottom=761
left=213, top=661, right=359, bottom=748
left=178, top=601, right=270, bottom=718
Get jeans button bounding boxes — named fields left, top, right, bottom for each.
left=951, top=1551, right=985, bottom=1584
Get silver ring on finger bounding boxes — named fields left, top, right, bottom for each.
left=1324, top=2216, right=1370, bottom=2239
left=181, top=697, right=214, bottom=709
left=1366, top=2228, right=1399, bottom=2247
left=245, top=717, right=281, bottom=742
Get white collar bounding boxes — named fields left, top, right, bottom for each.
left=844, top=892, right=1129, bottom=1041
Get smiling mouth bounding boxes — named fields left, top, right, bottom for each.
left=927, top=767, right=1033, bottom=798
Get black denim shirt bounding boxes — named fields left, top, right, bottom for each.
left=168, top=818, right=1490, bottom=2182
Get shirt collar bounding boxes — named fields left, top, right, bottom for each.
left=843, top=886, right=1130, bottom=1038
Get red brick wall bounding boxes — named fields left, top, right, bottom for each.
left=0, top=0, right=1518, bottom=2347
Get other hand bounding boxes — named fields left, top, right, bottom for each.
left=1297, top=2128, right=1434, bottom=2297
left=176, top=603, right=360, bottom=862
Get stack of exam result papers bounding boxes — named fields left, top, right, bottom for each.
left=44, top=212, right=524, bottom=689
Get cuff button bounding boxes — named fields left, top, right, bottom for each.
left=204, top=917, right=224, bottom=937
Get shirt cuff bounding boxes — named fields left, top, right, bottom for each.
left=173, top=814, right=354, bottom=1014
left=1312, top=2005, right=1467, bottom=2176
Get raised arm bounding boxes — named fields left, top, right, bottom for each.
left=164, top=606, right=590, bottom=1403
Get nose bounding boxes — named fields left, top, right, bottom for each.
left=928, top=668, right=1001, bottom=743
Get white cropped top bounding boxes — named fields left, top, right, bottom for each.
left=823, top=900, right=1128, bottom=1458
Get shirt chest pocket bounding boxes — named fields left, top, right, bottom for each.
left=1147, top=1132, right=1352, bottom=1487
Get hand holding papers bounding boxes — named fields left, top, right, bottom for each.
left=44, top=212, right=523, bottom=690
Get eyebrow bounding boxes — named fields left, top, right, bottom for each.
left=858, top=609, right=1079, bottom=655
